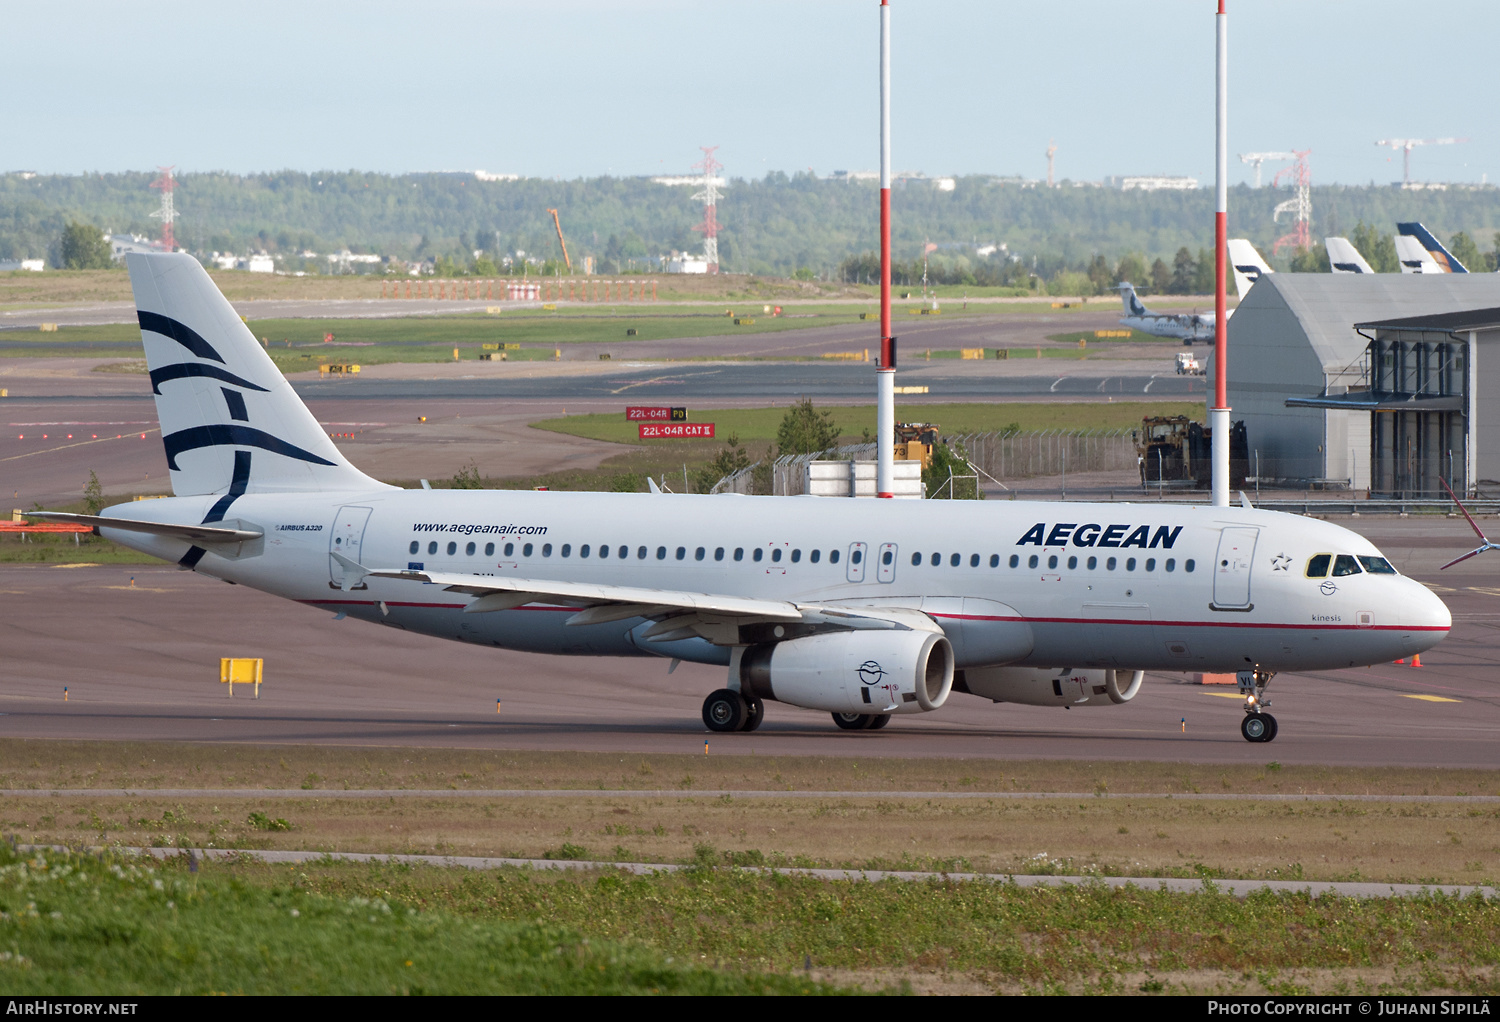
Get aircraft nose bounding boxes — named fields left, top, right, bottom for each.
left=1401, top=579, right=1452, bottom=637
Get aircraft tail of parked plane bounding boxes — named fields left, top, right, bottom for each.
left=1396, top=222, right=1467, bottom=273
left=127, top=252, right=390, bottom=499
left=1117, top=281, right=1150, bottom=318
left=1226, top=239, right=1273, bottom=299
left=1325, top=237, right=1375, bottom=274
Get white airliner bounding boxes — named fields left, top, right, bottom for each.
left=1325, top=237, right=1376, bottom=275
left=1226, top=239, right=1274, bottom=298
left=1114, top=283, right=1216, bottom=343
left=33, top=254, right=1452, bottom=744
left=1395, top=222, right=1467, bottom=274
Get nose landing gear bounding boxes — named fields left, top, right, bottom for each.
left=1237, top=669, right=1278, bottom=742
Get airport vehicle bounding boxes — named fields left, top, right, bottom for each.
left=1175, top=352, right=1203, bottom=375
left=1114, top=283, right=1215, bottom=343
left=1134, top=415, right=1247, bottom=491
left=34, top=254, right=1452, bottom=744
left=1395, top=222, right=1467, bottom=274
left=1325, top=237, right=1376, bottom=275
left=1226, top=238, right=1273, bottom=298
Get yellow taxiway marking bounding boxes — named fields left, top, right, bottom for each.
left=1466, top=587, right=1500, bottom=597
left=98, top=585, right=173, bottom=592
left=1401, top=694, right=1461, bottom=703
left=1203, top=692, right=1247, bottom=699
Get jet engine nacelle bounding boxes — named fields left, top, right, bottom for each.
left=740, top=629, right=954, bottom=715
left=957, top=666, right=1144, bottom=707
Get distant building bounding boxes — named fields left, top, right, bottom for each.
left=473, top=171, right=519, bottom=182
left=894, top=173, right=956, bottom=191
left=651, top=174, right=727, bottom=188
left=0, top=258, right=44, bottom=272
left=209, top=251, right=275, bottom=273
left=325, top=250, right=381, bottom=274
left=246, top=254, right=274, bottom=273
left=826, top=170, right=879, bottom=182
left=109, top=234, right=161, bottom=261
left=668, top=253, right=709, bottom=274
left=1105, top=175, right=1200, bottom=191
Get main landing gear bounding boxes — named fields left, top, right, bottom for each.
left=1237, top=669, right=1278, bottom=743
left=702, top=689, right=765, bottom=733
left=832, top=712, right=891, bottom=731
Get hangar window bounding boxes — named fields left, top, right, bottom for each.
left=504, top=542, right=514, bottom=557
left=1106, top=557, right=1116, bottom=570
left=542, top=543, right=553, bottom=557
left=771, top=548, right=782, bottom=563
left=753, top=548, right=763, bottom=562
left=949, top=553, right=960, bottom=567
left=1358, top=556, right=1397, bottom=575
left=446, top=541, right=457, bottom=556
left=409, top=541, right=419, bottom=555
left=911, top=552, right=922, bottom=566
left=428, top=542, right=438, bottom=555
left=466, top=541, right=476, bottom=556
left=970, top=554, right=980, bottom=567
left=1028, top=554, right=1039, bottom=569
left=791, top=549, right=801, bottom=563
left=1164, top=558, right=1175, bottom=572
left=1125, top=557, right=1135, bottom=571
left=829, top=549, right=840, bottom=564
left=1145, top=558, right=1155, bottom=571
left=1305, top=554, right=1331, bottom=578
left=990, top=554, right=1000, bottom=567
left=734, top=547, right=744, bottom=561
left=1332, top=554, right=1362, bottom=577
left=715, top=547, right=725, bottom=561
left=522, top=543, right=532, bottom=557
left=1086, top=556, right=1097, bottom=570
left=1067, top=555, right=1078, bottom=569
left=695, top=547, right=705, bottom=561
left=1009, top=554, right=1020, bottom=568
left=810, top=549, right=821, bottom=563
left=1047, top=555, right=1058, bottom=569
left=1185, top=559, right=1195, bottom=572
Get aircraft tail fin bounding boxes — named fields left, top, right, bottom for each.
left=126, top=252, right=392, bottom=498
left=1325, top=237, right=1375, bottom=274
left=1226, top=239, right=1273, bottom=298
left=1116, top=282, right=1148, bottom=317
left=1396, top=222, right=1467, bottom=273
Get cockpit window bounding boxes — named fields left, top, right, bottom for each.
left=1306, top=554, right=1331, bottom=578
left=1357, top=555, right=1397, bottom=575
left=1331, top=554, right=1362, bottom=577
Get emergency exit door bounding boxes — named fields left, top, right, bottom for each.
left=1211, top=526, right=1258, bottom=610
left=329, top=505, right=373, bottom=588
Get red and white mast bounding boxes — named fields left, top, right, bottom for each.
left=149, top=166, right=177, bottom=253
left=691, top=147, right=722, bottom=275
left=876, top=0, right=895, bottom=498
left=1211, top=1, right=1230, bottom=508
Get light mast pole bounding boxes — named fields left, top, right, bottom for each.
left=876, top=0, right=895, bottom=498
left=1211, top=0, right=1230, bottom=507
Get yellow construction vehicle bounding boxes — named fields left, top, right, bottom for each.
left=894, top=422, right=939, bottom=467
left=547, top=208, right=573, bottom=273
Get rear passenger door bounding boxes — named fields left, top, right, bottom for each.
left=846, top=542, right=867, bottom=583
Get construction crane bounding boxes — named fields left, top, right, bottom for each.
left=546, top=208, right=572, bottom=274
left=1375, top=137, right=1469, bottom=187
left=1238, top=151, right=1299, bottom=188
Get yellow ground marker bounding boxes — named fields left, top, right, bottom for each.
left=1401, top=694, right=1461, bottom=703
left=1203, top=692, right=1246, bottom=699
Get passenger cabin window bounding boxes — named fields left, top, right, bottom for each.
left=409, top=541, right=419, bottom=555
left=695, top=547, right=706, bottom=561
left=810, top=549, right=821, bottom=564
left=542, top=543, right=553, bottom=557
left=1009, top=554, right=1020, bottom=568
left=1332, top=554, right=1362, bottom=576
left=656, top=546, right=667, bottom=560
left=1165, top=558, right=1175, bottom=571
left=1047, top=555, right=1058, bottom=569
left=882, top=550, right=893, bottom=565
left=1145, top=558, right=1155, bottom=571
left=561, top=544, right=571, bottom=557
left=446, top=541, right=457, bottom=555
left=1106, top=557, right=1116, bottom=570
left=851, top=550, right=862, bottom=565
left=485, top=542, right=495, bottom=556
left=715, top=547, right=725, bottom=561
left=791, top=549, right=801, bottom=563
left=504, top=542, right=514, bottom=557
left=753, top=548, right=763, bottom=562
left=1306, top=554, right=1331, bottom=578
left=1185, top=559, right=1196, bottom=572
left=580, top=544, right=590, bottom=558
left=1125, top=557, right=1135, bottom=571
left=1358, top=556, right=1397, bottom=575
left=970, top=554, right=980, bottom=567
left=734, top=548, right=744, bottom=561
left=949, top=553, right=959, bottom=567
left=911, top=552, right=922, bottom=566
left=597, top=544, right=607, bottom=558
left=771, top=549, right=782, bottom=563
left=428, top=541, right=438, bottom=555
left=522, top=543, right=533, bottom=557
left=1087, top=556, right=1097, bottom=570
left=830, top=550, right=840, bottom=564
left=466, top=541, right=476, bottom=556
left=674, top=547, right=685, bottom=560
left=990, top=554, right=1000, bottom=568
left=1067, top=555, right=1078, bottom=569
left=930, top=553, right=941, bottom=567
left=1028, top=554, right=1039, bottom=569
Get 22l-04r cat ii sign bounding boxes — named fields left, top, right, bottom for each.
left=640, top=423, right=714, bottom=439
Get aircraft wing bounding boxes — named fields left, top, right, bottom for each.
left=25, top=512, right=262, bottom=544
left=354, top=563, right=926, bottom=644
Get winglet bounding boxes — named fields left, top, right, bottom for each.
left=1239, top=490, right=1253, bottom=509
left=648, top=477, right=663, bottom=494
left=1439, top=477, right=1495, bottom=569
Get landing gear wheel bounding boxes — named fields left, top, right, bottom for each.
left=866, top=713, right=891, bottom=731
left=742, top=698, right=765, bottom=732
left=703, top=689, right=748, bottom=733
left=1241, top=714, right=1272, bottom=743
left=832, top=712, right=874, bottom=730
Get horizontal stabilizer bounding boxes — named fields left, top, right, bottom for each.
left=27, top=512, right=261, bottom=544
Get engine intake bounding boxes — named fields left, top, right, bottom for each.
left=956, top=666, right=1144, bottom=707
left=740, top=629, right=954, bottom=714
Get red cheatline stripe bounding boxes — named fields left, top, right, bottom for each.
left=930, top=612, right=1447, bottom=632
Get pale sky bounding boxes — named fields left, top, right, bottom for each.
left=9, top=0, right=1494, bottom=187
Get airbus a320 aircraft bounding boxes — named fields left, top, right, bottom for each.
left=1114, top=283, right=1215, bottom=343
left=34, top=254, right=1452, bottom=743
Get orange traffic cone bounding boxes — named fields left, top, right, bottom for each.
left=1412, top=654, right=1422, bottom=667
left=1393, top=658, right=1406, bottom=665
